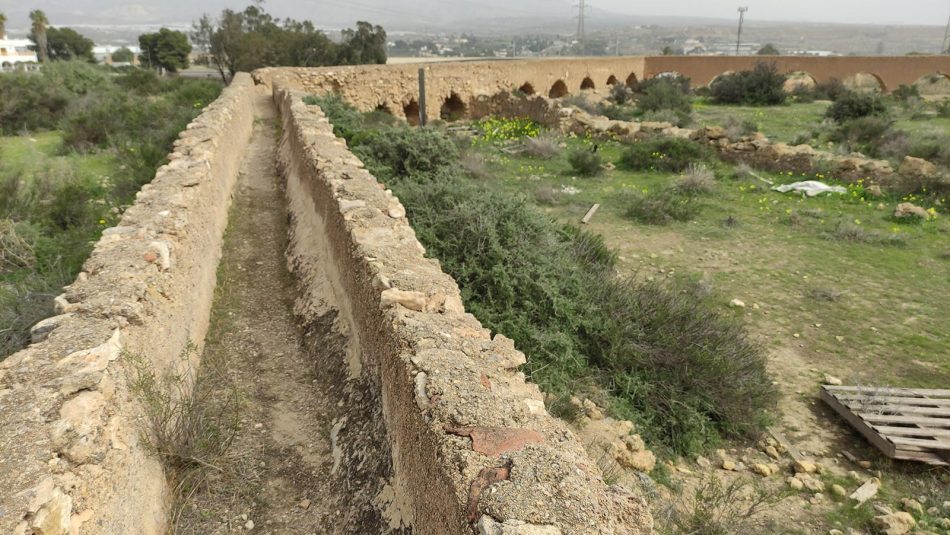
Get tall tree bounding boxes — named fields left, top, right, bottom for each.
left=29, top=10, right=49, bottom=63
left=39, top=27, right=95, bottom=61
left=0, top=12, right=8, bottom=38
left=757, top=43, right=780, bottom=55
left=111, top=46, right=134, bottom=64
left=139, top=28, right=192, bottom=73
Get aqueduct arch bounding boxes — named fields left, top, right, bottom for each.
left=403, top=99, right=420, bottom=126
left=580, top=76, right=596, bottom=90
left=625, top=73, right=639, bottom=88
left=844, top=72, right=887, bottom=93
left=549, top=80, right=569, bottom=98
left=606, top=75, right=619, bottom=86
left=518, top=82, right=536, bottom=95
left=440, top=92, right=467, bottom=121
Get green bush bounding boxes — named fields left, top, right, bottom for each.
left=568, top=148, right=603, bottom=176
left=0, top=74, right=71, bottom=134
left=39, top=61, right=112, bottom=95
left=351, top=126, right=459, bottom=179
left=829, top=116, right=896, bottom=156
left=891, top=84, right=920, bottom=103
left=314, top=94, right=775, bottom=454
left=618, top=137, right=709, bottom=173
left=633, top=74, right=691, bottom=96
left=813, top=78, right=848, bottom=101
left=624, top=187, right=702, bottom=225
left=825, top=91, right=888, bottom=123
left=636, top=79, right=692, bottom=117
left=709, top=62, right=786, bottom=106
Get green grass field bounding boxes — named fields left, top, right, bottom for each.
left=472, top=134, right=950, bottom=389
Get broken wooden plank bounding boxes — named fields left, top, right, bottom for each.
left=871, top=426, right=950, bottom=438
left=859, top=414, right=950, bottom=427
left=581, top=204, right=600, bottom=224
left=821, top=388, right=896, bottom=457
left=889, top=436, right=950, bottom=450
left=824, top=386, right=950, bottom=397
left=835, top=394, right=950, bottom=407
left=848, top=403, right=950, bottom=417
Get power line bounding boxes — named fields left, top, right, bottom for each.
left=574, top=0, right=587, bottom=53
left=943, top=10, right=950, bottom=54
left=736, top=6, right=749, bottom=56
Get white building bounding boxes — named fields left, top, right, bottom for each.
left=0, top=33, right=39, bottom=71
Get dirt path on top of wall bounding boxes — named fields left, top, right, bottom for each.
left=173, top=92, right=393, bottom=534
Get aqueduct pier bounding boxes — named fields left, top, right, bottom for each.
left=255, top=55, right=950, bottom=124
left=1, top=55, right=948, bottom=534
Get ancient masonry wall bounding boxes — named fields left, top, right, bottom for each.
left=274, top=83, right=653, bottom=534
left=0, top=74, right=258, bottom=534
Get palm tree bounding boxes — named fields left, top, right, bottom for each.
left=0, top=12, right=8, bottom=39
left=30, top=10, right=49, bottom=62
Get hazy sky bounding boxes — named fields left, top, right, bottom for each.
left=0, top=0, right=947, bottom=27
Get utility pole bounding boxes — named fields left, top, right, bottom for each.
left=575, top=0, right=587, bottom=54
left=943, top=11, right=950, bottom=54
left=736, top=6, right=749, bottom=56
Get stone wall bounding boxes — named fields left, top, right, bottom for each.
left=253, top=55, right=949, bottom=123
left=0, top=74, right=258, bottom=535
left=274, top=84, right=653, bottom=534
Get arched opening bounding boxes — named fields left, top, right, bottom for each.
left=912, top=72, right=950, bottom=97
left=0, top=62, right=11, bottom=72
left=549, top=80, right=569, bottom=98
left=783, top=71, right=818, bottom=92
left=375, top=103, right=393, bottom=115
left=606, top=75, right=619, bottom=86
left=580, top=77, right=596, bottom=90
left=843, top=73, right=886, bottom=94
left=518, top=82, right=536, bottom=95
left=440, top=92, right=467, bottom=121
left=625, top=73, right=639, bottom=88
left=403, top=100, right=420, bottom=126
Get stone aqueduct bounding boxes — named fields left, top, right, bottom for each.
left=1, top=56, right=949, bottom=535
left=255, top=55, right=950, bottom=124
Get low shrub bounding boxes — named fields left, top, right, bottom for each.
left=522, top=134, right=561, bottom=159
left=828, top=221, right=907, bottom=246
left=891, top=84, right=920, bottom=103
left=633, top=74, right=691, bottom=96
left=624, top=187, right=702, bottom=225
left=641, top=109, right=691, bottom=128
left=636, top=78, right=693, bottom=117
left=658, top=476, right=787, bottom=534
left=561, top=95, right=601, bottom=115
left=813, top=78, right=848, bottom=101
left=609, top=82, right=632, bottom=104
left=351, top=127, right=460, bottom=178
left=709, top=62, right=786, bottom=106
left=825, top=91, right=888, bottom=123
left=618, top=137, right=709, bottom=173
left=675, top=164, right=716, bottom=195
left=459, top=152, right=494, bottom=180
left=0, top=74, right=71, bottom=134
left=314, top=94, right=775, bottom=455
left=568, top=148, right=603, bottom=176
left=829, top=116, right=898, bottom=157
left=599, top=103, right=639, bottom=122
left=724, top=116, right=758, bottom=140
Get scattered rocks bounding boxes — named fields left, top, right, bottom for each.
left=379, top=288, right=427, bottom=311
left=729, top=299, right=746, bottom=308
left=793, top=459, right=819, bottom=474
left=900, top=498, right=924, bottom=515
left=893, top=202, right=930, bottom=220
left=849, top=478, right=880, bottom=505
left=752, top=463, right=774, bottom=477
left=831, top=484, right=847, bottom=497
left=764, top=445, right=781, bottom=460
left=823, top=374, right=843, bottom=386
left=898, top=155, right=937, bottom=178
left=720, top=459, right=737, bottom=471
left=695, top=455, right=712, bottom=469
left=872, top=512, right=916, bottom=535
left=787, top=477, right=804, bottom=491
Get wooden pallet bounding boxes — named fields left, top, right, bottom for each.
left=821, top=385, right=950, bottom=466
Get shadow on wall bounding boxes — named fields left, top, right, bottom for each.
left=440, top=92, right=467, bottom=121
left=404, top=99, right=420, bottom=126
left=549, top=80, right=568, bottom=98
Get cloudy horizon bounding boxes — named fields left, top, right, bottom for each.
left=0, top=0, right=947, bottom=32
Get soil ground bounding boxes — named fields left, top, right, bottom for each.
left=175, top=94, right=385, bottom=534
